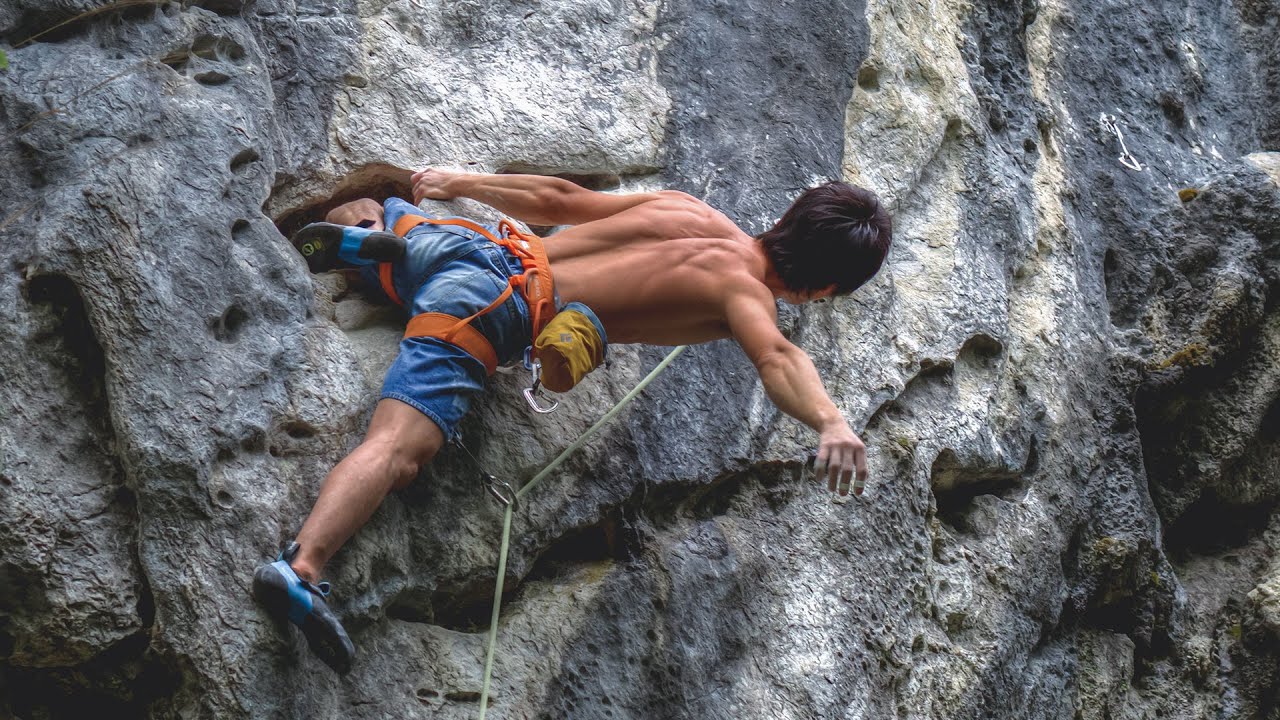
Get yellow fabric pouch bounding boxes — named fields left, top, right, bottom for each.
left=533, top=302, right=607, bottom=393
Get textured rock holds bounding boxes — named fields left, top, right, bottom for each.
left=1, top=1, right=1278, bottom=719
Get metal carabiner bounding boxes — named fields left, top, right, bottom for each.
left=481, top=472, right=519, bottom=509
left=523, top=382, right=560, bottom=414
left=452, top=436, right=520, bottom=509
left=522, top=358, right=559, bottom=414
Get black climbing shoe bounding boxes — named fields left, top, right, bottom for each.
left=291, top=222, right=405, bottom=273
left=252, top=542, right=356, bottom=674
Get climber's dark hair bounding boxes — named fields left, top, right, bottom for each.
left=758, top=182, right=892, bottom=295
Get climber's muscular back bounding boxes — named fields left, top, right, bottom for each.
left=412, top=168, right=867, bottom=497
left=410, top=170, right=776, bottom=346
left=546, top=192, right=767, bottom=345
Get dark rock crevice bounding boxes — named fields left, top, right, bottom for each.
left=1, top=630, right=181, bottom=720
left=930, top=447, right=1028, bottom=534
left=1159, top=398, right=1280, bottom=558
left=23, top=273, right=109, bottom=425
left=388, top=507, right=631, bottom=634
left=1130, top=167, right=1280, bottom=542
left=271, top=162, right=415, bottom=238
left=1, top=271, right=169, bottom=716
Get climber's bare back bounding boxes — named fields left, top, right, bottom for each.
left=546, top=192, right=770, bottom=345
left=404, top=167, right=869, bottom=498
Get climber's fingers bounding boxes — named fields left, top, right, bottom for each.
left=838, top=459, right=855, bottom=497
left=815, top=424, right=864, bottom=497
left=853, top=442, right=868, bottom=496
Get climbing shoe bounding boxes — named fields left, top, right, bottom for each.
left=291, top=222, right=405, bottom=273
left=252, top=542, right=356, bottom=674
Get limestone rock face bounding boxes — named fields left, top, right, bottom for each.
left=1, top=1, right=1277, bottom=719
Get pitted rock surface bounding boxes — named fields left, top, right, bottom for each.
left=1, top=1, right=1278, bottom=718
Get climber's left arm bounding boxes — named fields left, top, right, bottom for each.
left=411, top=168, right=666, bottom=227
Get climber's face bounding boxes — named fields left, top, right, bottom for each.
left=779, top=284, right=838, bottom=306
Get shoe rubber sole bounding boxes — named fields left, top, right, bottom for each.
left=252, top=562, right=355, bottom=675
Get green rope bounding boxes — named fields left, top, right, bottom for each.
left=477, top=345, right=686, bottom=718
left=478, top=502, right=514, bottom=718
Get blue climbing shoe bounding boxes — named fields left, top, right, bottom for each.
left=252, top=542, right=355, bottom=674
left=291, top=222, right=405, bottom=273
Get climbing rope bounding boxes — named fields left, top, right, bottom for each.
left=476, top=345, right=687, bottom=719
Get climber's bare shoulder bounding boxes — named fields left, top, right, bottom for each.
left=549, top=192, right=773, bottom=345
left=546, top=190, right=744, bottom=256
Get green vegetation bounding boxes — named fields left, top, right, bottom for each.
left=0, top=50, right=8, bottom=71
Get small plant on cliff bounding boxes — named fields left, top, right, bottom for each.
left=1154, top=342, right=1212, bottom=370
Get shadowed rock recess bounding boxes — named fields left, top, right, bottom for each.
left=0, top=0, right=1277, bottom=717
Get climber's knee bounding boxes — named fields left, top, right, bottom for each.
left=364, top=398, right=444, bottom=490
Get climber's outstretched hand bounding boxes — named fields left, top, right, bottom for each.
left=815, top=421, right=868, bottom=497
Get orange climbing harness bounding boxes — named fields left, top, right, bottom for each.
left=382, top=214, right=556, bottom=375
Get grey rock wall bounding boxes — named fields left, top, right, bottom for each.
left=0, top=1, right=1276, bottom=718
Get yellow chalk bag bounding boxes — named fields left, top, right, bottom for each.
left=533, top=302, right=608, bottom=393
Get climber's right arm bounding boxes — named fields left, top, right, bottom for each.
left=725, top=284, right=869, bottom=496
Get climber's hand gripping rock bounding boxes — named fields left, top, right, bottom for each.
left=411, top=168, right=462, bottom=202
left=815, top=421, right=867, bottom=497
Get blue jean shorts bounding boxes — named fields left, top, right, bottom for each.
left=361, top=198, right=532, bottom=440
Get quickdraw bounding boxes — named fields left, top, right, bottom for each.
left=452, top=436, right=518, bottom=510
left=1100, top=113, right=1143, bottom=172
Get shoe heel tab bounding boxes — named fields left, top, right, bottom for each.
left=278, top=541, right=302, bottom=564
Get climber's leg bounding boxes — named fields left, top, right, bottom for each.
left=250, top=398, right=441, bottom=675
left=290, top=398, right=444, bottom=583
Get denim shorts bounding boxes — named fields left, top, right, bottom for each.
left=361, top=198, right=532, bottom=440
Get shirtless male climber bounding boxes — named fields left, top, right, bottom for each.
left=253, top=168, right=893, bottom=673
